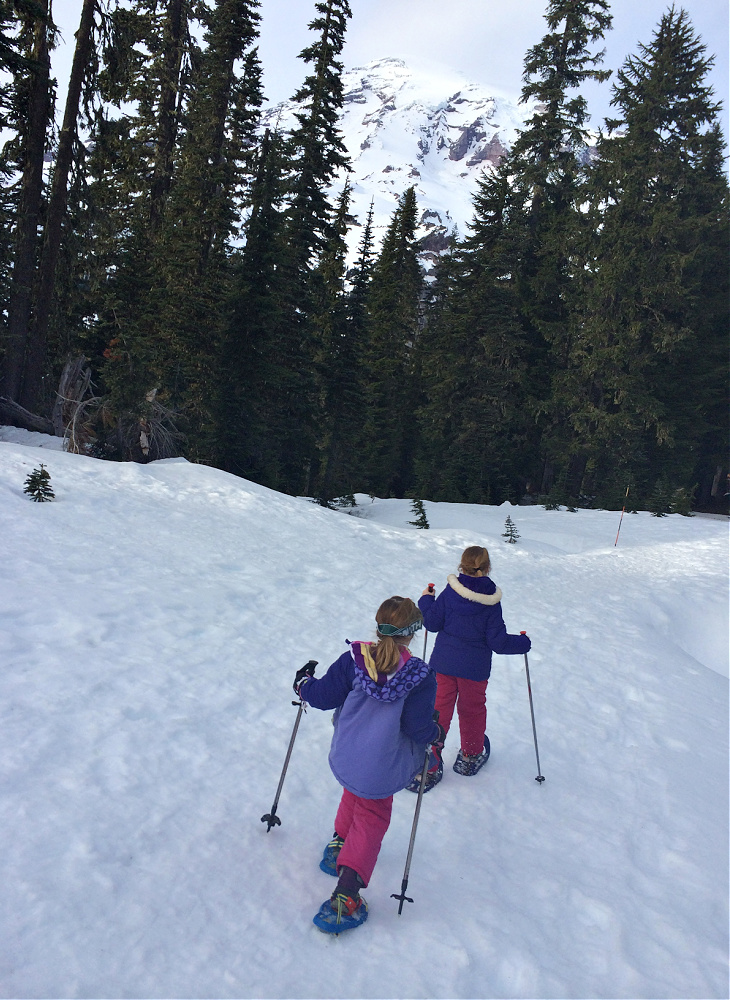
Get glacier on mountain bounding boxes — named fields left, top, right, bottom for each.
left=262, top=57, right=537, bottom=266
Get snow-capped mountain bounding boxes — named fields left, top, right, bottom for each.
left=263, top=57, right=536, bottom=268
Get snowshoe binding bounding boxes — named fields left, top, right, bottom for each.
left=313, top=892, right=368, bottom=934
left=453, top=735, right=491, bottom=776
left=319, top=834, right=345, bottom=876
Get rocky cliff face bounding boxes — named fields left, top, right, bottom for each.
left=262, top=57, right=536, bottom=270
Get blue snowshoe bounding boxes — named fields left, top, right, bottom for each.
left=453, top=735, right=491, bottom=776
left=319, top=834, right=344, bottom=876
left=313, top=892, right=368, bottom=934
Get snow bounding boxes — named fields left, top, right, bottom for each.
left=262, top=58, right=536, bottom=261
left=1, top=434, right=727, bottom=999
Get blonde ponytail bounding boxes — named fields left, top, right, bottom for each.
left=372, top=596, right=423, bottom=675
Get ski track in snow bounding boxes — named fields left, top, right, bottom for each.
left=0, top=437, right=727, bottom=1000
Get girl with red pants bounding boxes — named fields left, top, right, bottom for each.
left=416, top=545, right=530, bottom=790
left=295, top=596, right=441, bottom=933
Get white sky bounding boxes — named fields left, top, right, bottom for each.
left=52, top=0, right=729, bottom=138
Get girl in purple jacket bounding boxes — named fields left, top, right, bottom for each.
left=294, top=596, right=441, bottom=934
left=416, top=545, right=530, bottom=788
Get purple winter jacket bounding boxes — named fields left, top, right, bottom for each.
left=300, top=643, right=438, bottom=799
left=418, top=574, right=530, bottom=682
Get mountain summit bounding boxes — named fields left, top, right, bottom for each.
left=263, top=57, right=535, bottom=265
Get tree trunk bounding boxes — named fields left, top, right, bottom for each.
left=19, top=0, right=96, bottom=413
left=1, top=0, right=52, bottom=402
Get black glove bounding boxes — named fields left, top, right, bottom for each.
left=430, top=721, right=446, bottom=751
left=293, top=660, right=317, bottom=696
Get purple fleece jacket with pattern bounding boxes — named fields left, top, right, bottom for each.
left=300, top=643, right=438, bottom=799
left=418, top=574, right=530, bottom=682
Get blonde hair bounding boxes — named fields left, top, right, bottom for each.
left=459, top=545, right=491, bottom=577
left=373, top=596, right=422, bottom=675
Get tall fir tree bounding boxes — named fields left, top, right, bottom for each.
left=81, top=0, right=204, bottom=458
left=462, top=0, right=613, bottom=497
left=144, top=0, right=264, bottom=462
left=218, top=128, right=290, bottom=486
left=563, top=7, right=729, bottom=503
left=362, top=186, right=423, bottom=497
left=310, top=180, right=366, bottom=500
left=249, top=0, right=352, bottom=495
left=285, top=0, right=352, bottom=270
left=415, top=176, right=532, bottom=505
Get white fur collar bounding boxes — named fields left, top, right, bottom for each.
left=447, top=574, right=502, bottom=605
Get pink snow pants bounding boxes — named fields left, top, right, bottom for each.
left=435, top=673, right=489, bottom=755
left=334, top=788, right=393, bottom=887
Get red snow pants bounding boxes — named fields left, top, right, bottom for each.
left=334, top=788, right=393, bottom=887
left=434, top=673, right=489, bottom=756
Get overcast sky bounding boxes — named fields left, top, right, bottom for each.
left=53, top=0, right=728, bottom=138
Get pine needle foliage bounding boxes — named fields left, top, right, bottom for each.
left=503, top=515, right=520, bottom=542
left=23, top=463, right=54, bottom=501
left=408, top=498, right=429, bottom=529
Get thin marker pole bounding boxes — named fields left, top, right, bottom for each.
left=614, top=486, right=630, bottom=547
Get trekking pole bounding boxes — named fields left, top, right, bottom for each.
left=422, top=584, right=434, bottom=659
left=261, top=659, right=317, bottom=831
left=392, top=711, right=439, bottom=914
left=521, top=635, right=545, bottom=783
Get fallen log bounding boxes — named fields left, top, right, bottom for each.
left=0, top=395, right=56, bottom=435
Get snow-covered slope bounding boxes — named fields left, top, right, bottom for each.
left=1, top=436, right=728, bottom=999
left=264, top=58, right=536, bottom=266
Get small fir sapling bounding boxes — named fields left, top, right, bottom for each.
left=24, top=464, right=55, bottom=502
left=408, top=498, right=430, bottom=528
left=647, top=475, right=674, bottom=516
left=648, top=476, right=696, bottom=517
left=503, top=515, right=520, bottom=542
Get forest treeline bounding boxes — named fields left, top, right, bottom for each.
left=0, top=0, right=727, bottom=512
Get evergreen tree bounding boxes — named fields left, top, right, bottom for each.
left=502, top=515, right=520, bottom=542
left=515, top=0, right=612, bottom=497
left=23, top=461, right=54, bottom=501
left=310, top=180, right=366, bottom=500
left=0, top=1, right=32, bottom=339
left=415, top=179, right=531, bottom=505
left=362, top=187, right=423, bottom=496
left=285, top=0, right=352, bottom=270
left=20, top=0, right=97, bottom=414
left=566, top=7, right=729, bottom=505
left=88, top=0, right=263, bottom=463
left=1, top=0, right=55, bottom=404
left=408, top=498, right=429, bottom=528
left=266, top=0, right=352, bottom=494
left=218, top=128, right=290, bottom=486
left=79, top=0, right=203, bottom=459
left=145, top=0, right=263, bottom=462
